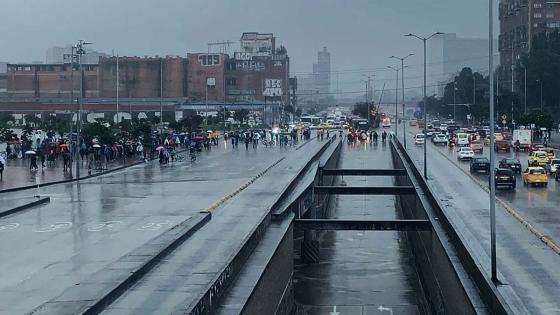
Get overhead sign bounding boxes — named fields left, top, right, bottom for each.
left=263, top=79, right=282, bottom=97
left=206, top=78, right=216, bottom=86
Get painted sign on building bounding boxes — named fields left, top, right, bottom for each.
left=263, top=79, right=282, bottom=97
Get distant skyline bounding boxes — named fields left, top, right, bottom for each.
left=1, top=0, right=499, bottom=97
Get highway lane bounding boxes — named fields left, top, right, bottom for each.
left=404, top=125, right=560, bottom=245
left=399, top=129, right=560, bottom=314
left=0, top=140, right=311, bottom=315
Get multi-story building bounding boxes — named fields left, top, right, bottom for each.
left=98, top=56, right=188, bottom=98
left=187, top=53, right=227, bottom=103
left=315, top=47, right=330, bottom=97
left=0, top=62, right=7, bottom=93
left=240, top=32, right=275, bottom=55
left=6, top=63, right=98, bottom=98
left=428, top=33, right=497, bottom=96
left=499, top=0, right=560, bottom=90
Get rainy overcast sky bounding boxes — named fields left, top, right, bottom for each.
left=1, top=0, right=498, bottom=96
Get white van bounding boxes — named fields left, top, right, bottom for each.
left=456, top=133, right=470, bottom=146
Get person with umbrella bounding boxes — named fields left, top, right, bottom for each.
left=156, top=146, right=165, bottom=164
left=27, top=150, right=38, bottom=171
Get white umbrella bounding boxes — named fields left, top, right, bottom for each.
left=93, top=144, right=101, bottom=148
left=25, top=150, right=37, bottom=155
left=155, top=146, right=165, bottom=151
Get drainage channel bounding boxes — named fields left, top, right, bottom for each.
left=293, top=142, right=426, bottom=315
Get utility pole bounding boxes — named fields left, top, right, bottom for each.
left=75, top=40, right=92, bottom=179
left=160, top=58, right=164, bottom=138
left=387, top=66, right=400, bottom=137
left=362, top=74, right=373, bottom=127
left=511, top=40, right=515, bottom=129
left=453, top=80, right=457, bottom=122
left=488, top=0, right=497, bottom=283
left=116, top=54, right=119, bottom=125
left=406, top=32, right=443, bottom=180
left=391, top=54, right=413, bottom=145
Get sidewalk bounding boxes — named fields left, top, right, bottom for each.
left=0, top=155, right=146, bottom=191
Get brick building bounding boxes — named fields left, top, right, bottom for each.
left=98, top=56, right=188, bottom=98
left=499, top=0, right=560, bottom=89
left=186, top=53, right=227, bottom=102
left=6, top=63, right=98, bottom=98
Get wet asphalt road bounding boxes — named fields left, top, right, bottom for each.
left=294, top=141, right=422, bottom=315
left=395, top=126, right=560, bottom=314
left=406, top=125, right=560, bottom=245
left=0, top=141, right=310, bottom=315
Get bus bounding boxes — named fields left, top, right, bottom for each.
left=300, top=116, right=322, bottom=125
left=352, top=118, right=369, bottom=131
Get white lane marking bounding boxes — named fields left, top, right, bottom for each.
left=0, top=223, right=20, bottom=232
left=137, top=222, right=170, bottom=231
left=35, top=222, right=72, bottom=233
left=87, top=221, right=123, bottom=232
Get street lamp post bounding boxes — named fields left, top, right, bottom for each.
left=75, top=40, right=92, bottom=179
left=537, top=79, right=543, bottom=111
left=391, top=54, right=413, bottom=146
left=362, top=74, right=373, bottom=127
left=387, top=66, right=400, bottom=138
left=488, top=0, right=498, bottom=283
left=405, top=32, right=444, bottom=180
left=522, top=65, right=527, bottom=114
left=453, top=80, right=457, bottom=122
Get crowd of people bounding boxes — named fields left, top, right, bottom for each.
left=346, top=129, right=388, bottom=144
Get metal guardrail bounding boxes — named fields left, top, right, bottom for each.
left=295, top=219, right=431, bottom=231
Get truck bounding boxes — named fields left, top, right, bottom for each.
left=512, top=129, right=532, bottom=151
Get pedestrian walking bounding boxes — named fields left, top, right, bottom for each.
left=29, top=154, right=38, bottom=171
left=0, top=155, right=5, bottom=181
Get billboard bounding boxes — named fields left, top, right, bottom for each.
left=263, top=79, right=282, bottom=97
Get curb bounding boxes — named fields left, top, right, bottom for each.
left=430, top=141, right=560, bottom=256
left=0, top=147, right=192, bottom=194
left=29, top=212, right=211, bottom=315
left=0, top=196, right=50, bottom=218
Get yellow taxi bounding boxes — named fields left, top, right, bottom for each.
left=320, top=122, right=335, bottom=129
left=528, top=150, right=549, bottom=167
left=543, top=148, right=556, bottom=161
left=483, top=133, right=504, bottom=146
left=522, top=167, right=548, bottom=187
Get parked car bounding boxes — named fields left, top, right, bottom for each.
left=457, top=147, right=475, bottom=161
left=414, top=133, right=425, bottom=145
left=498, top=158, right=522, bottom=174
left=530, top=143, right=545, bottom=152
left=548, top=158, right=560, bottom=174
left=522, top=167, right=548, bottom=187
left=493, top=168, right=516, bottom=190
left=494, top=140, right=511, bottom=152
left=470, top=141, right=484, bottom=153
left=528, top=150, right=549, bottom=167
left=432, top=133, right=448, bottom=145
left=470, top=157, right=490, bottom=173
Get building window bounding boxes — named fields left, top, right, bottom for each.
left=534, top=23, right=539, bottom=27
left=24, top=66, right=31, bottom=71
left=547, top=21, right=560, bottom=28
left=534, top=12, right=542, bottom=18
left=226, top=78, right=237, bottom=86
left=547, top=12, right=554, bottom=18
left=534, top=3, right=542, bottom=8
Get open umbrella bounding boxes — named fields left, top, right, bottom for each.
left=93, top=144, right=101, bottom=148
left=155, top=146, right=165, bottom=151
left=25, top=150, right=37, bottom=155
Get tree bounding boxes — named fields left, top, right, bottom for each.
left=81, top=122, right=116, bottom=145
left=0, top=128, right=17, bottom=142
left=0, top=113, right=15, bottom=127
left=284, top=105, right=295, bottom=114
left=24, top=114, right=42, bottom=127
left=233, top=109, right=250, bottom=123
left=294, top=108, right=302, bottom=117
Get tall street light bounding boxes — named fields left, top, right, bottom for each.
left=488, top=0, right=498, bottom=283
left=521, top=64, right=527, bottom=114
left=362, top=74, right=373, bottom=127
left=391, top=54, right=414, bottom=146
left=387, top=66, right=401, bottom=138
left=537, top=79, right=543, bottom=111
left=405, top=31, right=444, bottom=180
left=75, top=39, right=92, bottom=179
